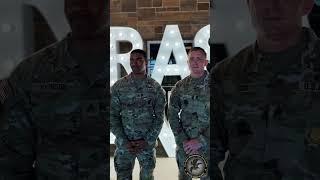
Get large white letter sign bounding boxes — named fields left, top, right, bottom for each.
left=110, top=27, right=143, bottom=86
left=0, top=0, right=68, bottom=78
left=194, top=25, right=210, bottom=62
left=151, top=25, right=189, bottom=85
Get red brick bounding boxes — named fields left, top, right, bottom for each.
left=137, top=26, right=155, bottom=40
left=155, top=26, right=163, bottom=33
left=163, top=0, right=179, bottom=7
left=111, top=13, right=128, bottom=26
left=137, top=8, right=156, bottom=21
left=156, top=12, right=193, bottom=21
left=121, top=0, right=136, bottom=12
left=197, top=3, right=209, bottom=11
left=127, top=17, right=138, bottom=27
left=166, top=7, right=180, bottom=11
left=137, top=20, right=155, bottom=26
left=156, top=7, right=167, bottom=12
left=190, top=12, right=209, bottom=22
left=180, top=0, right=197, bottom=11
left=127, top=13, right=137, bottom=17
left=153, top=0, right=162, bottom=7
left=137, top=0, right=152, bottom=7
left=179, top=24, right=192, bottom=34
left=110, top=0, right=121, bottom=12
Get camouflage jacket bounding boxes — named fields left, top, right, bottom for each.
left=0, top=79, right=12, bottom=129
left=110, top=73, right=166, bottom=147
left=0, top=37, right=108, bottom=180
left=211, top=28, right=320, bottom=180
left=168, top=71, right=210, bottom=148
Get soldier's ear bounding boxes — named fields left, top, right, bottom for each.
left=204, top=60, right=209, bottom=66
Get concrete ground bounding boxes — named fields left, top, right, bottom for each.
left=110, top=153, right=227, bottom=180
left=110, top=157, right=180, bottom=180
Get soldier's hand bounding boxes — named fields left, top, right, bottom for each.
left=132, top=139, right=148, bottom=153
left=183, top=138, right=202, bottom=155
left=126, top=142, right=138, bottom=154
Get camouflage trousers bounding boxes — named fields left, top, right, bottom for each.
left=176, top=147, right=210, bottom=180
left=114, top=146, right=156, bottom=180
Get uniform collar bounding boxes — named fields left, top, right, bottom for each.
left=49, top=34, right=79, bottom=72
left=189, top=70, right=209, bottom=83
left=247, top=27, right=319, bottom=72
left=128, top=72, right=148, bottom=80
left=251, top=27, right=319, bottom=61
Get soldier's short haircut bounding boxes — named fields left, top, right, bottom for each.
left=130, top=49, right=148, bottom=73
left=188, top=47, right=207, bottom=57
left=131, top=49, right=147, bottom=61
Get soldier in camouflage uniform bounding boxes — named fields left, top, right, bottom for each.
left=211, top=0, right=320, bottom=179
left=0, top=0, right=108, bottom=179
left=110, top=49, right=166, bottom=180
left=168, top=47, right=210, bottom=180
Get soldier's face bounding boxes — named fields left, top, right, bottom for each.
left=247, top=0, right=314, bottom=41
left=64, top=0, right=107, bottom=39
left=188, top=50, right=208, bottom=76
left=130, top=53, right=147, bottom=74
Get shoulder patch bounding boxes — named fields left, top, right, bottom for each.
left=307, top=128, right=320, bottom=145
left=0, top=79, right=12, bottom=104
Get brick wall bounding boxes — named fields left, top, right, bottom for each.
left=110, top=0, right=209, bottom=41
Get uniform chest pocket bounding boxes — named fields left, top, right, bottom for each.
left=181, top=94, right=198, bottom=108
left=33, top=109, right=81, bottom=138
left=30, top=82, right=77, bottom=106
left=32, top=87, right=82, bottom=136
left=130, top=92, right=154, bottom=108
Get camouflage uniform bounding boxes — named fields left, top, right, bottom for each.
left=0, top=37, right=108, bottom=179
left=110, top=73, right=166, bottom=180
left=0, top=79, right=11, bottom=129
left=168, top=71, right=210, bottom=180
left=211, top=27, right=320, bottom=180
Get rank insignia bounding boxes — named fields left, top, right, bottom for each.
left=307, top=128, right=320, bottom=145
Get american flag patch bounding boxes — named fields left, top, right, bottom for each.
left=0, top=79, right=11, bottom=104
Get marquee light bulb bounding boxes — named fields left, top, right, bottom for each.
left=194, top=25, right=210, bottom=62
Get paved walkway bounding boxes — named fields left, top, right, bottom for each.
left=110, top=157, right=179, bottom=180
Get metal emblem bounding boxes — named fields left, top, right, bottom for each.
left=184, top=154, right=208, bottom=178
